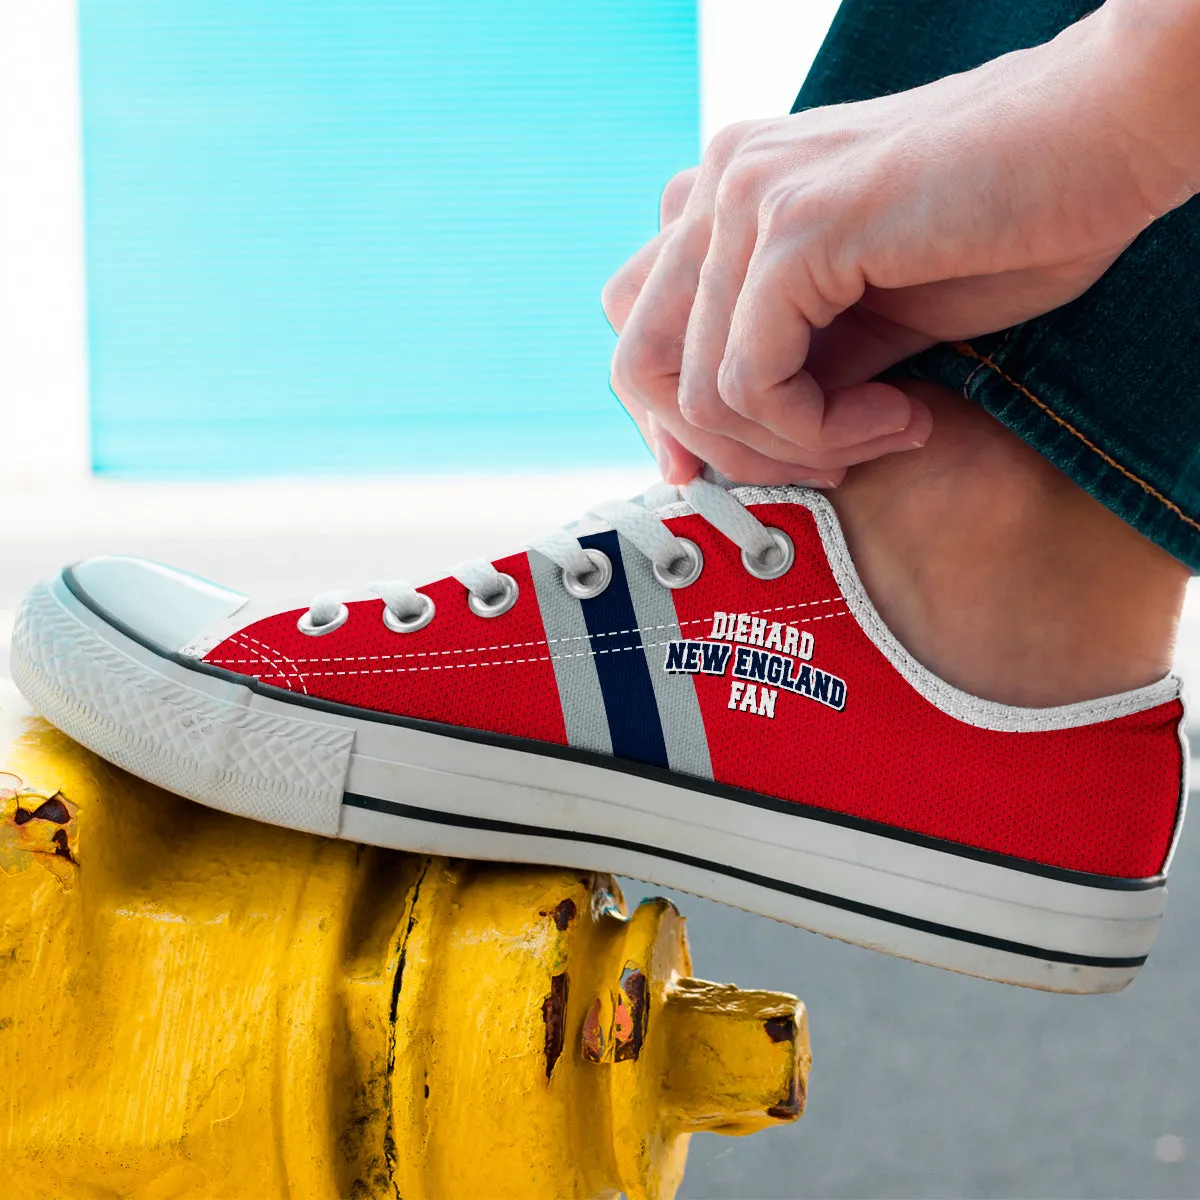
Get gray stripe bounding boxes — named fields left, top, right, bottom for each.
left=527, top=550, right=612, bottom=755
left=618, top=534, right=713, bottom=780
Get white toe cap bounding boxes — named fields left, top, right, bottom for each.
left=69, top=556, right=249, bottom=652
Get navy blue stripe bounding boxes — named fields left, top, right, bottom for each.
left=576, top=530, right=669, bottom=769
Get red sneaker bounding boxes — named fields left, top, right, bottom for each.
left=12, top=481, right=1187, bottom=992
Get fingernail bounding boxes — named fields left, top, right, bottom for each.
left=906, top=395, right=934, bottom=449
left=878, top=411, right=912, bottom=438
left=795, top=477, right=837, bottom=489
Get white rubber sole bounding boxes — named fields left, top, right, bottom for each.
left=11, top=573, right=1167, bottom=993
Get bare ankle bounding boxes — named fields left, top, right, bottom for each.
left=828, top=382, right=1189, bottom=707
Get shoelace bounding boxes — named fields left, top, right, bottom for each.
left=300, top=477, right=795, bottom=635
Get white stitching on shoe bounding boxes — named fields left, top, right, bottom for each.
left=227, top=632, right=310, bottom=695
left=211, top=611, right=851, bottom=678
left=207, top=595, right=848, bottom=667
left=226, top=634, right=308, bottom=694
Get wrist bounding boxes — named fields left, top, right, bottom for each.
left=1083, top=0, right=1200, bottom=216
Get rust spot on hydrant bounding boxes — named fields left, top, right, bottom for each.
left=613, top=966, right=648, bottom=1063
left=51, top=830, right=75, bottom=864
left=581, top=997, right=605, bottom=1063
left=541, top=973, right=569, bottom=1079
left=551, top=898, right=576, bottom=931
left=33, top=794, right=71, bottom=824
left=11, top=791, right=70, bottom=827
left=3, top=777, right=78, bottom=869
left=764, top=1015, right=795, bottom=1044
left=766, top=1069, right=803, bottom=1121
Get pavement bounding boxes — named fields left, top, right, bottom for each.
left=3, top=474, right=1198, bottom=1198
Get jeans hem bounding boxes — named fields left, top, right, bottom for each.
left=892, top=341, right=1200, bottom=572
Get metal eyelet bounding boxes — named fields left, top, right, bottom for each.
left=741, top=527, right=795, bottom=581
left=467, top=573, right=519, bottom=618
left=653, top=538, right=704, bottom=590
left=561, top=549, right=613, bottom=600
left=297, top=603, right=350, bottom=636
left=382, top=593, right=436, bottom=633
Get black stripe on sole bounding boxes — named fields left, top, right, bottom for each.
left=59, top=565, right=1168, bottom=895
left=342, top=792, right=1149, bottom=971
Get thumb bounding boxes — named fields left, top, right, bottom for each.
left=648, top=417, right=704, bottom=485
left=805, top=306, right=938, bottom=391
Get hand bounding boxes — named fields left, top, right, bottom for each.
left=603, top=6, right=1184, bottom=484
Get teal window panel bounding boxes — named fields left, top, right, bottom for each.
left=78, top=1, right=698, bottom=477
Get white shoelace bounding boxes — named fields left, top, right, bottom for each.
left=303, top=477, right=788, bottom=633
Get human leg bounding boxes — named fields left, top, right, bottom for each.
left=831, top=382, right=1189, bottom=708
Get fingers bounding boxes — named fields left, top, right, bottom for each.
left=612, top=239, right=880, bottom=478
left=616, top=396, right=796, bottom=489
left=718, top=245, right=919, bottom=456
left=673, top=141, right=767, bottom=442
left=611, top=115, right=936, bottom=488
left=646, top=417, right=703, bottom=484
left=610, top=132, right=764, bottom=428
left=675, top=206, right=757, bottom=442
left=650, top=405, right=844, bottom=487
left=601, top=226, right=675, bottom=335
left=649, top=415, right=840, bottom=494
left=673, top=235, right=923, bottom=469
left=805, top=307, right=938, bottom=390
left=659, top=390, right=919, bottom=477
left=615, top=350, right=849, bottom=489
left=660, top=166, right=700, bottom=226
left=613, top=335, right=842, bottom=487
left=818, top=382, right=931, bottom=449
left=621, top=393, right=655, bottom=452
left=611, top=216, right=708, bottom=427
left=601, top=167, right=702, bottom=336
left=611, top=224, right=833, bottom=480
left=614, top=178, right=837, bottom=478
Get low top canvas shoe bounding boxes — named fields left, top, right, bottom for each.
left=12, top=480, right=1188, bottom=993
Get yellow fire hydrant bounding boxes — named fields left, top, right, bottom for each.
left=0, top=683, right=809, bottom=1199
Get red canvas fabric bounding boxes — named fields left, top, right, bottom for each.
left=205, top=501, right=1184, bottom=879
left=666, top=503, right=1183, bottom=880
left=206, top=550, right=568, bottom=746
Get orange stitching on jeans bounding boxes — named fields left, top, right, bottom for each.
left=954, top=341, right=1200, bottom=536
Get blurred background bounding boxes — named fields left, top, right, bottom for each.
left=2, top=3, right=1198, bottom=1196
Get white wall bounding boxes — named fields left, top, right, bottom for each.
left=699, top=0, right=842, bottom=146
left=0, top=1, right=90, bottom=481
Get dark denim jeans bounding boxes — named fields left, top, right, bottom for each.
left=794, top=0, right=1200, bottom=570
